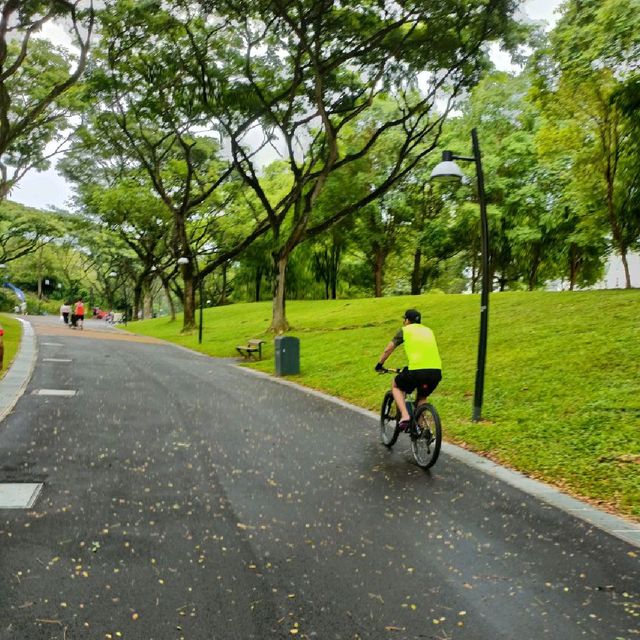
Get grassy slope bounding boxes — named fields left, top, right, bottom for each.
left=133, top=290, right=640, bottom=520
left=0, top=314, right=22, bottom=380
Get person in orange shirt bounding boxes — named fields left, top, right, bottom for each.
left=74, top=298, right=85, bottom=330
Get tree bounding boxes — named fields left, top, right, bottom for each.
left=0, top=0, right=94, bottom=199
left=311, top=224, right=348, bottom=300
left=183, top=0, right=524, bottom=330
left=70, top=1, right=270, bottom=330
left=533, top=0, right=640, bottom=288
left=0, top=200, right=64, bottom=264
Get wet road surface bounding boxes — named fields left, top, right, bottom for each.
left=0, top=318, right=638, bottom=639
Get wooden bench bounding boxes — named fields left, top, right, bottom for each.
left=236, top=339, right=266, bottom=360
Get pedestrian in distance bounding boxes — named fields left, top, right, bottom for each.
left=375, top=308, right=442, bottom=431
left=60, top=301, right=71, bottom=325
left=74, top=298, right=85, bottom=330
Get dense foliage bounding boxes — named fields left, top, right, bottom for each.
left=0, top=0, right=94, bottom=199
left=2, top=0, right=638, bottom=325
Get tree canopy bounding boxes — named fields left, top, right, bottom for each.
left=3, top=0, right=638, bottom=324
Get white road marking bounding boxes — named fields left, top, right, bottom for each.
left=42, top=358, right=72, bottom=363
left=0, top=483, right=43, bottom=509
left=32, top=389, right=77, bottom=397
left=41, top=342, right=64, bottom=347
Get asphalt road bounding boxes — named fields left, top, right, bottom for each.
left=0, top=317, right=638, bottom=639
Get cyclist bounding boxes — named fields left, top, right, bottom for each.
left=375, top=308, right=442, bottom=431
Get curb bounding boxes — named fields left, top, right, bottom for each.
left=0, top=318, right=37, bottom=424
left=235, top=364, right=640, bottom=549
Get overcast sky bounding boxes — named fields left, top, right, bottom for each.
left=11, top=0, right=564, bottom=212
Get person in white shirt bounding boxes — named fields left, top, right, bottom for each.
left=60, top=302, right=71, bottom=325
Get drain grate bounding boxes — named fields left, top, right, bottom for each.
left=0, top=483, right=43, bottom=508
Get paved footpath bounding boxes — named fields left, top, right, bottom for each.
left=0, top=316, right=638, bottom=639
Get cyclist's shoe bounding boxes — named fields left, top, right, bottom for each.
left=398, top=419, right=411, bottom=432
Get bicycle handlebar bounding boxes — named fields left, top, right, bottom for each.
left=378, top=366, right=401, bottom=374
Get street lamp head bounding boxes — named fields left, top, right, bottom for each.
left=108, top=271, right=117, bottom=277
left=430, top=153, right=465, bottom=183
left=177, top=257, right=189, bottom=265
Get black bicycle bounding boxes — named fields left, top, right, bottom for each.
left=379, top=367, right=442, bottom=469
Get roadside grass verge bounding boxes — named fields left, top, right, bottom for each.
left=132, top=290, right=640, bottom=521
left=0, top=314, right=22, bottom=380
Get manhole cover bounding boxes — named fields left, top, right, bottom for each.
left=0, top=483, right=43, bottom=508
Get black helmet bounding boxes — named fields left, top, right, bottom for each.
left=403, top=308, right=421, bottom=324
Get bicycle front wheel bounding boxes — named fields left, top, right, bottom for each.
left=380, top=391, right=400, bottom=447
left=411, top=403, right=442, bottom=468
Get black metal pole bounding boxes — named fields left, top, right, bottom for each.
left=194, top=258, right=203, bottom=344
left=471, top=128, right=490, bottom=422
left=198, top=277, right=203, bottom=344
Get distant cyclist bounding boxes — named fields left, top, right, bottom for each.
left=375, top=309, right=442, bottom=431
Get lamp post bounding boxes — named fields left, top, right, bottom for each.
left=178, top=256, right=203, bottom=344
left=431, top=128, right=490, bottom=422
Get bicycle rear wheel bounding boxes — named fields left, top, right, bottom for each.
left=380, top=391, right=400, bottom=447
left=411, top=403, right=442, bottom=468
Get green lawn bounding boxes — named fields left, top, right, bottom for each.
left=0, top=314, right=21, bottom=380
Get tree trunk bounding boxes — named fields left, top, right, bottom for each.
left=220, top=264, right=227, bottom=305
left=163, top=279, right=176, bottom=321
left=255, top=266, right=262, bottom=302
left=271, top=254, right=289, bottom=333
left=330, top=244, right=340, bottom=299
left=373, top=250, right=385, bottom=298
left=175, top=213, right=196, bottom=328
left=620, top=251, right=631, bottom=289
left=143, top=290, right=153, bottom=318
left=471, top=255, right=478, bottom=294
left=604, top=138, right=631, bottom=289
left=178, top=259, right=196, bottom=330
left=411, top=247, right=422, bottom=295
left=133, top=281, right=143, bottom=321
left=528, top=245, right=541, bottom=291
left=569, top=245, right=578, bottom=291
left=182, top=276, right=195, bottom=331
left=37, top=247, right=43, bottom=299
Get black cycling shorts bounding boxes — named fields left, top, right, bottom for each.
left=395, top=368, right=442, bottom=397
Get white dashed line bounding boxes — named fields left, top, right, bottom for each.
left=32, top=389, right=77, bottom=397
left=0, top=483, right=43, bottom=509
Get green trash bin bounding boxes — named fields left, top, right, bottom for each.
left=275, top=335, right=300, bottom=375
